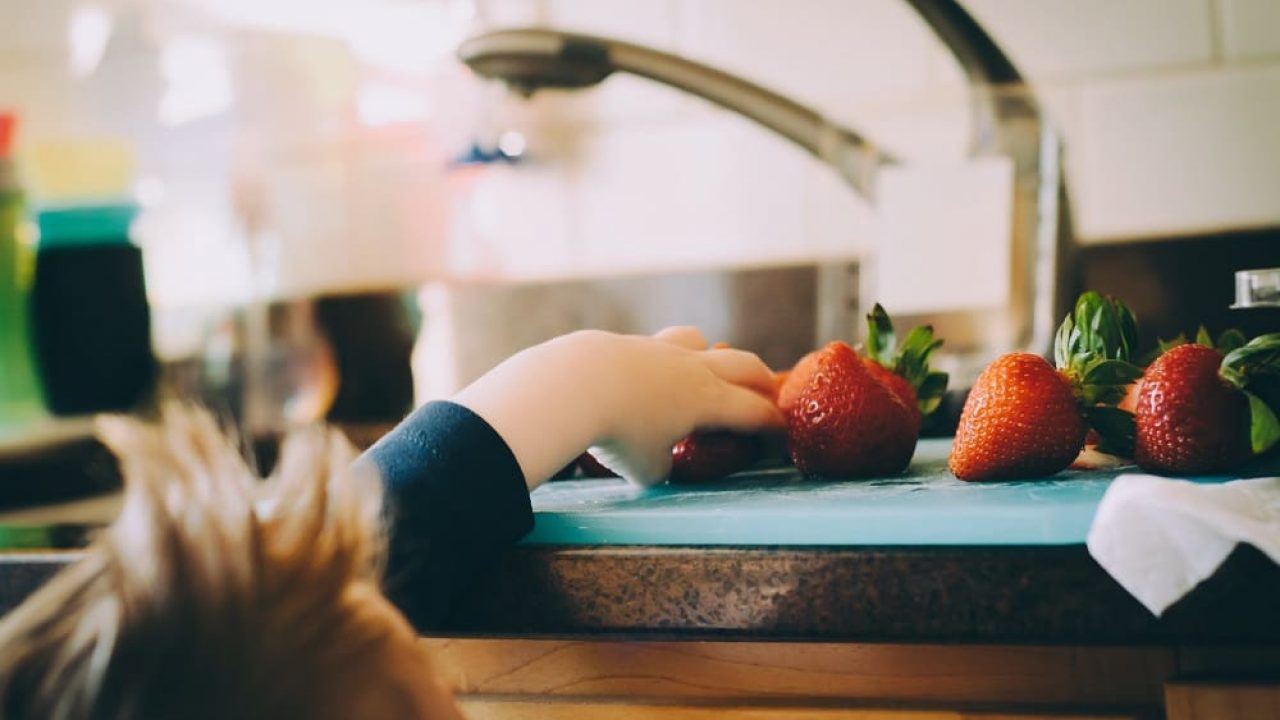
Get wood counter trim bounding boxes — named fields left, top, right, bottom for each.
left=457, top=697, right=1143, bottom=720
left=1165, top=681, right=1280, bottom=720
left=422, top=639, right=1174, bottom=708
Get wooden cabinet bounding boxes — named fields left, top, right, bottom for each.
left=423, top=638, right=1237, bottom=718
left=1165, top=682, right=1280, bottom=720
left=427, top=638, right=1280, bottom=718
left=459, top=700, right=1141, bottom=719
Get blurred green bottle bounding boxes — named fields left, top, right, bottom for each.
left=0, top=113, right=46, bottom=425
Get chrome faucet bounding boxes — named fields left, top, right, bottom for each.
left=458, top=0, right=1075, bottom=382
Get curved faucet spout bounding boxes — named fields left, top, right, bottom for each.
left=457, top=0, right=1075, bottom=374
left=458, top=28, right=886, bottom=197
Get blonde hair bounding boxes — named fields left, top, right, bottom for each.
left=0, top=406, right=436, bottom=719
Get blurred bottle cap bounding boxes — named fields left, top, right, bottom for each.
left=37, top=203, right=137, bottom=248
left=1232, top=268, right=1280, bottom=309
left=0, top=113, right=16, bottom=158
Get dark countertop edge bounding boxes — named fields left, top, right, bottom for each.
left=441, top=543, right=1280, bottom=645
left=3, top=545, right=1277, bottom=645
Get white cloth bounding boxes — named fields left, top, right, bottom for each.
left=1087, top=474, right=1280, bottom=616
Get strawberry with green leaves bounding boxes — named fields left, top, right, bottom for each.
left=1086, top=324, right=1255, bottom=461
left=1143, top=325, right=1248, bottom=364
left=1134, top=333, right=1280, bottom=475
left=784, top=305, right=947, bottom=478
left=950, top=292, right=1143, bottom=481
left=1120, top=326, right=1248, bottom=415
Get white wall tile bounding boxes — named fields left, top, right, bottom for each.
left=0, top=0, right=72, bottom=63
left=446, top=164, right=574, bottom=279
left=0, top=66, right=76, bottom=139
left=1220, top=0, right=1280, bottom=60
left=960, top=0, right=1214, bottom=80
left=802, top=161, right=877, bottom=259
left=1072, top=64, right=1280, bottom=241
left=825, top=87, right=972, bottom=163
left=545, top=0, right=680, bottom=46
left=929, top=44, right=968, bottom=89
left=567, top=112, right=837, bottom=274
left=475, top=0, right=547, bottom=28
left=676, top=0, right=940, bottom=110
left=10, top=0, right=1279, bottom=291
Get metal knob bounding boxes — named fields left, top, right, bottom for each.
left=1232, top=268, right=1280, bottom=309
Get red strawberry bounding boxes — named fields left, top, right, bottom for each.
left=950, top=353, right=1088, bottom=480
left=781, top=305, right=947, bottom=477
left=1080, top=324, right=1241, bottom=455
left=786, top=341, right=917, bottom=477
left=951, top=292, right=1142, bottom=481
left=1132, top=339, right=1280, bottom=475
left=781, top=305, right=947, bottom=425
left=669, top=431, right=763, bottom=483
left=863, top=359, right=919, bottom=428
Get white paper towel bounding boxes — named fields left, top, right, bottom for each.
left=1086, top=474, right=1280, bottom=616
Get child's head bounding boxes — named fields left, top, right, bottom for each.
left=0, top=407, right=462, bottom=720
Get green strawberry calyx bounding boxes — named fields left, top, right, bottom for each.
left=1141, top=325, right=1248, bottom=365
left=864, top=303, right=949, bottom=416
left=1054, top=291, right=1143, bottom=456
left=1220, top=333, right=1280, bottom=455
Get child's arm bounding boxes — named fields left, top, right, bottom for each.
left=359, top=327, right=782, bottom=629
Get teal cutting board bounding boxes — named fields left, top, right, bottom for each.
left=525, top=438, right=1264, bottom=547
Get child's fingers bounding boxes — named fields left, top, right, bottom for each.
left=701, top=384, right=785, bottom=431
left=701, top=348, right=778, bottom=397
left=653, top=325, right=707, bottom=350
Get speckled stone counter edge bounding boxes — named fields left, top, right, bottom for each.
left=445, top=544, right=1279, bottom=644
left=3, top=545, right=1276, bottom=644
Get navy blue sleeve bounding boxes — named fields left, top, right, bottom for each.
left=359, top=401, right=534, bottom=631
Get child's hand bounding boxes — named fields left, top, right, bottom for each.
left=452, top=327, right=783, bottom=488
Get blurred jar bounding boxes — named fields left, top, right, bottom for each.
left=185, top=291, right=414, bottom=439
left=32, top=203, right=155, bottom=415
left=195, top=298, right=339, bottom=437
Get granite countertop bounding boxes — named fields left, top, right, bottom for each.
left=445, top=543, right=1280, bottom=644
left=2, top=540, right=1275, bottom=645
left=1, top=440, right=1277, bottom=645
